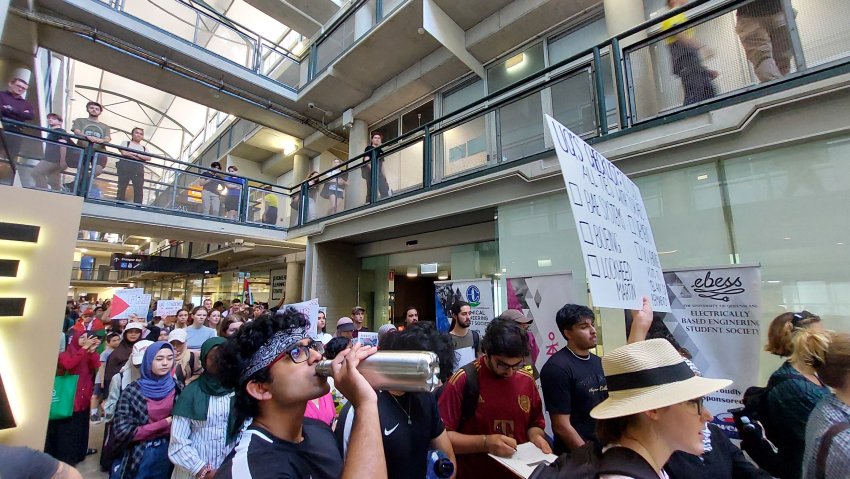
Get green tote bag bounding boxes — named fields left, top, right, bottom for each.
left=49, top=373, right=79, bottom=420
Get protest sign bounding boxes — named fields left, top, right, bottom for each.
left=282, top=298, right=320, bottom=339
left=111, top=289, right=151, bottom=319
left=545, top=115, right=670, bottom=312
left=155, top=300, right=183, bottom=317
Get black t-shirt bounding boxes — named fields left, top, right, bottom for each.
left=217, top=420, right=342, bottom=479
left=202, top=170, right=222, bottom=193
left=336, top=391, right=445, bottom=479
left=0, top=445, right=59, bottom=478
left=539, top=347, right=608, bottom=454
left=45, top=128, right=69, bottom=163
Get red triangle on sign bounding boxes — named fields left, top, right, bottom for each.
left=111, top=295, right=130, bottom=319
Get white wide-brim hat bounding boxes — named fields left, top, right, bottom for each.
left=590, top=338, right=732, bottom=420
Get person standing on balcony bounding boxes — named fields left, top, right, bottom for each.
left=262, top=184, right=279, bottom=225
left=71, top=101, right=111, bottom=196
left=224, top=165, right=244, bottom=220
left=117, top=127, right=151, bottom=204
left=0, top=68, right=35, bottom=165
left=362, top=132, right=390, bottom=202
left=735, top=0, right=794, bottom=83
left=662, top=0, right=719, bottom=106
left=32, top=113, right=72, bottom=190
left=199, top=161, right=223, bottom=216
left=322, top=158, right=347, bottom=215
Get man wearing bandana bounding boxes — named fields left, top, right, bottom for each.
left=215, top=310, right=386, bottom=479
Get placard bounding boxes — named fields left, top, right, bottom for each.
left=356, top=332, right=379, bottom=347
left=545, top=115, right=670, bottom=312
left=155, top=300, right=183, bottom=317
left=282, top=298, right=319, bottom=339
left=270, top=268, right=286, bottom=301
left=111, top=289, right=151, bottom=320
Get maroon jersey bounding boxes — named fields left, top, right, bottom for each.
left=439, top=358, right=545, bottom=478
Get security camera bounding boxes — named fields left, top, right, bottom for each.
left=308, top=102, right=316, bottom=109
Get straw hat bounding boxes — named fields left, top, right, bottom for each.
left=590, top=339, right=731, bottom=419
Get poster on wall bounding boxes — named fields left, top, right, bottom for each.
left=505, top=273, right=575, bottom=375
left=111, top=289, right=152, bottom=320
left=282, top=298, right=319, bottom=339
left=625, top=264, right=761, bottom=438
left=270, top=268, right=286, bottom=301
left=434, top=279, right=494, bottom=335
left=544, top=115, right=670, bottom=313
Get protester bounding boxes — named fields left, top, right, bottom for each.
left=92, top=332, right=122, bottom=422
left=362, top=132, right=390, bottom=200
left=169, top=337, right=236, bottom=479
left=174, top=309, right=190, bottom=329
left=498, top=309, right=539, bottom=377
left=44, top=331, right=101, bottom=465
left=438, top=317, right=550, bottom=477
left=109, top=342, right=178, bottom=478
left=448, top=300, right=480, bottom=372
left=323, top=158, right=347, bottom=214
left=213, top=311, right=387, bottom=478
left=262, top=184, right=279, bottom=225
left=584, top=339, right=732, bottom=478
left=206, top=309, right=222, bottom=331
left=71, top=310, right=105, bottom=334
left=748, top=311, right=830, bottom=479
left=169, top=329, right=200, bottom=389
left=70, top=101, right=111, bottom=190
left=217, top=313, right=244, bottom=338
left=377, top=323, right=396, bottom=343
left=116, top=127, right=151, bottom=204
left=186, top=307, right=217, bottom=350
left=145, top=325, right=163, bottom=343
left=103, top=323, right=143, bottom=393
left=404, top=306, right=419, bottom=326
left=336, top=316, right=355, bottom=339
left=224, top=165, right=244, bottom=220
left=316, top=310, right=333, bottom=344
left=803, top=331, right=850, bottom=479
left=200, top=162, right=224, bottom=217
left=337, top=322, right=456, bottom=478
left=540, top=304, right=608, bottom=454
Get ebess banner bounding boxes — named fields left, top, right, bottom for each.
left=628, top=265, right=761, bottom=438
left=434, top=279, right=494, bottom=334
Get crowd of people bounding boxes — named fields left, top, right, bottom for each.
left=0, top=292, right=828, bottom=478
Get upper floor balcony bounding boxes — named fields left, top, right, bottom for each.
left=3, top=0, right=850, bottom=237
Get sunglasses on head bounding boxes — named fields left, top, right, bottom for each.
left=791, top=311, right=815, bottom=328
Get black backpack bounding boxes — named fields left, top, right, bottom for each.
left=741, top=373, right=799, bottom=429
left=457, top=361, right=480, bottom=431
left=529, top=443, right=660, bottom=479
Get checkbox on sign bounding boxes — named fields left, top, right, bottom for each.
left=579, top=221, right=594, bottom=245
left=587, top=254, right=601, bottom=277
left=568, top=182, right=582, bottom=206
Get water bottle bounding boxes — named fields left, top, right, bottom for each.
left=315, top=351, right=440, bottom=393
left=426, top=449, right=454, bottom=479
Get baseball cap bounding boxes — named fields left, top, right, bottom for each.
left=131, top=340, right=154, bottom=366
left=351, top=306, right=366, bottom=314
left=336, top=317, right=355, bottom=332
left=168, top=328, right=187, bottom=344
left=497, top=309, right=532, bottom=324
left=124, top=322, right=144, bottom=332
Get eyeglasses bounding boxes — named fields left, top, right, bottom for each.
left=493, top=357, right=525, bottom=372
left=686, top=397, right=705, bottom=415
left=270, top=340, right=324, bottom=367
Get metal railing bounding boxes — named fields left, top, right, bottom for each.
left=99, top=0, right=304, bottom=90
left=4, top=0, right=850, bottom=232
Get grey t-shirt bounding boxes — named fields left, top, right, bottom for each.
left=450, top=331, right=477, bottom=370
left=0, top=445, right=59, bottom=478
left=71, top=118, right=111, bottom=151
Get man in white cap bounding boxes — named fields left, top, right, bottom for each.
left=0, top=68, right=35, bottom=160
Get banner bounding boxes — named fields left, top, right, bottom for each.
left=282, top=298, right=320, bottom=339
left=155, top=300, right=183, bottom=317
left=545, top=115, right=670, bottom=313
left=111, top=289, right=151, bottom=320
left=270, top=268, right=286, bottom=301
left=627, top=265, right=761, bottom=438
left=434, top=279, right=494, bottom=335
left=505, top=273, right=575, bottom=375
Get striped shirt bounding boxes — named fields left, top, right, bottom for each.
left=803, top=394, right=850, bottom=479
left=168, top=393, right=236, bottom=478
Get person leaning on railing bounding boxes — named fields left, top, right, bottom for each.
left=117, top=127, right=152, bottom=204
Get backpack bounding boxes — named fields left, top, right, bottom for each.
left=528, top=443, right=660, bottom=479
left=741, top=373, right=799, bottom=429
left=457, top=362, right=480, bottom=431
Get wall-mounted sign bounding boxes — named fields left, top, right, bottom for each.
left=110, top=254, right=218, bottom=274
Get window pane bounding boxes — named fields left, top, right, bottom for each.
left=551, top=69, right=597, bottom=136
left=487, top=43, right=545, bottom=93
left=436, top=116, right=488, bottom=179
left=498, top=91, right=545, bottom=162
left=443, top=79, right=485, bottom=116
left=401, top=101, right=434, bottom=134
left=548, top=18, right=608, bottom=64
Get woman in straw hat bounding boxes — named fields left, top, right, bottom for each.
left=589, top=338, right=732, bottom=478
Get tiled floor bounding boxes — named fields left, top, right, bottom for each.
left=75, top=421, right=109, bottom=478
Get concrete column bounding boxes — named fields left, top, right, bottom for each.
left=285, top=260, right=304, bottom=303
left=291, top=154, right=310, bottom=187
left=311, top=241, right=359, bottom=333
left=347, top=119, right=369, bottom=208
left=603, top=0, right=659, bottom=120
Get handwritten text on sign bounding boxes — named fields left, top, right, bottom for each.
left=545, top=115, right=670, bottom=312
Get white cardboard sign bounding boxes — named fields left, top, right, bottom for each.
left=545, top=115, right=670, bottom=312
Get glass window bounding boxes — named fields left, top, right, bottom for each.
left=436, top=116, right=488, bottom=179
left=371, top=119, right=399, bottom=144
left=498, top=91, right=545, bottom=162
left=442, top=79, right=485, bottom=116
left=401, top=101, right=434, bottom=134
left=487, top=43, right=546, bottom=93
left=550, top=68, right=598, bottom=136
left=548, top=18, right=608, bottom=64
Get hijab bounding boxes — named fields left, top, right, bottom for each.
left=172, top=337, right=237, bottom=440
left=104, top=327, right=140, bottom=391
left=137, top=342, right=176, bottom=400
left=144, top=326, right=161, bottom=342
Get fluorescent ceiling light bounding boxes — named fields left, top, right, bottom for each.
left=407, top=267, right=418, bottom=278
left=505, top=52, right=526, bottom=71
